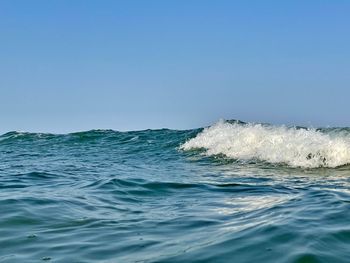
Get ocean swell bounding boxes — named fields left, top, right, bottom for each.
left=180, top=120, right=350, bottom=168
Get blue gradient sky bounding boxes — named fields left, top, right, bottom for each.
left=1, top=1, right=349, bottom=133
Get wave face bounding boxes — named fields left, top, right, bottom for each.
left=181, top=120, right=350, bottom=168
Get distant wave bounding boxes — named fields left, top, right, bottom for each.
left=3, top=121, right=350, bottom=168
left=180, top=120, right=350, bottom=168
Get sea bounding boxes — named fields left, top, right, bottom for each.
left=1, top=120, right=350, bottom=263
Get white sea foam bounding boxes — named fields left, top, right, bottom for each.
left=180, top=120, right=350, bottom=168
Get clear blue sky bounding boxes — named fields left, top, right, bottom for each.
left=1, top=0, right=349, bottom=133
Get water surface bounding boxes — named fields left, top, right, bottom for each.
left=1, top=121, right=350, bottom=262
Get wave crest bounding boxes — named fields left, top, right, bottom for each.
left=180, top=120, right=350, bottom=168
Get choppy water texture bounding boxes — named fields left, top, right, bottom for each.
left=1, top=120, right=350, bottom=263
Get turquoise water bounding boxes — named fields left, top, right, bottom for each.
left=1, top=121, right=350, bottom=262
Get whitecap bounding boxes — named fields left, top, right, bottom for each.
left=180, top=120, right=350, bottom=168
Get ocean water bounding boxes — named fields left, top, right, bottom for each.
left=1, top=120, right=350, bottom=263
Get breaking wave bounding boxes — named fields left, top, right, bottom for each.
left=180, top=120, right=350, bottom=168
